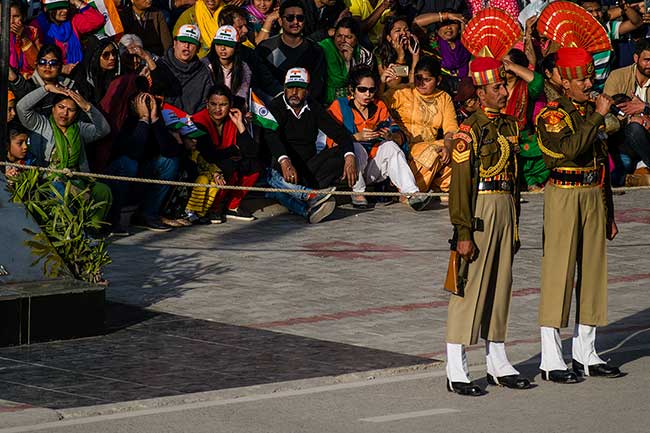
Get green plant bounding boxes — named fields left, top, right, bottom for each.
left=9, top=170, right=112, bottom=284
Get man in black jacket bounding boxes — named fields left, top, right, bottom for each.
left=264, top=67, right=357, bottom=223
left=255, top=0, right=328, bottom=103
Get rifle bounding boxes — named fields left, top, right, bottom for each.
left=443, top=126, right=488, bottom=296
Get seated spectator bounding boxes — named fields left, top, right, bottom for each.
left=263, top=68, right=357, bottom=224
left=172, top=0, right=224, bottom=58
left=218, top=6, right=255, bottom=49
left=348, top=0, right=392, bottom=47
left=541, top=53, right=563, bottom=103
left=9, top=0, right=41, bottom=80
left=301, top=0, right=347, bottom=43
left=502, top=48, right=549, bottom=190
left=106, top=92, right=182, bottom=233
left=579, top=0, right=642, bottom=91
left=16, top=84, right=112, bottom=226
left=328, top=65, right=430, bottom=210
left=467, top=0, right=519, bottom=20
left=179, top=123, right=226, bottom=223
left=204, top=25, right=251, bottom=100
left=605, top=39, right=650, bottom=178
left=7, top=91, right=17, bottom=123
left=71, top=36, right=121, bottom=105
left=192, top=85, right=261, bottom=223
left=385, top=56, right=457, bottom=192
left=31, top=0, right=105, bottom=74
left=245, top=0, right=280, bottom=45
left=256, top=0, right=328, bottom=103
left=376, top=16, right=421, bottom=91
left=119, top=0, right=172, bottom=57
left=453, top=77, right=478, bottom=125
left=9, top=44, right=76, bottom=112
left=3, top=125, right=32, bottom=180
left=319, top=17, right=374, bottom=104
left=413, top=10, right=469, bottom=96
left=151, top=24, right=214, bottom=114
left=119, top=34, right=159, bottom=86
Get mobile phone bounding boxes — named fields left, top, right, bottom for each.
left=393, top=65, right=409, bottom=77
left=375, top=120, right=391, bottom=131
left=409, top=36, right=419, bottom=53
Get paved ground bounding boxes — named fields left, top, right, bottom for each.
left=1, top=190, right=649, bottom=431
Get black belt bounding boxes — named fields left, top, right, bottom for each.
left=478, top=180, right=513, bottom=192
left=549, top=169, right=601, bottom=186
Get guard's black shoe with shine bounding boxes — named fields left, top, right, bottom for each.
left=540, top=369, right=579, bottom=383
left=446, top=379, right=484, bottom=396
left=572, top=360, right=623, bottom=378
left=486, top=373, right=532, bottom=389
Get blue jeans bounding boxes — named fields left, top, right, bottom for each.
left=107, top=155, right=179, bottom=222
left=624, top=122, right=650, bottom=167
left=264, top=168, right=312, bottom=218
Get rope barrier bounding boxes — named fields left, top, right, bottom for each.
left=2, top=161, right=650, bottom=197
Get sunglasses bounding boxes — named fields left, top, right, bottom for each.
left=37, top=58, right=60, bottom=67
left=283, top=14, right=305, bottom=22
left=356, top=86, right=377, bottom=94
left=101, top=50, right=117, bottom=60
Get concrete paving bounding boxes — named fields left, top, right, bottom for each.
left=1, top=190, right=649, bottom=431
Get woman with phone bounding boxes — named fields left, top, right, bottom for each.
left=327, top=66, right=429, bottom=210
left=376, top=16, right=420, bottom=92
left=384, top=56, right=457, bottom=195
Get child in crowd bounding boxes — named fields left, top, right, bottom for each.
left=7, top=90, right=17, bottom=123
left=4, top=125, right=32, bottom=180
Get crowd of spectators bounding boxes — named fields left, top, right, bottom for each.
left=4, top=0, right=650, bottom=235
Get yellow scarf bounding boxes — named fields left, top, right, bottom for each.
left=195, top=0, right=223, bottom=58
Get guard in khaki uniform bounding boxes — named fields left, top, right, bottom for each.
left=536, top=47, right=622, bottom=383
left=445, top=55, right=531, bottom=396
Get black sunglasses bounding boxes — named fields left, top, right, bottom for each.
left=356, top=86, right=377, bottom=94
left=283, top=14, right=305, bottom=22
left=38, top=58, right=61, bottom=67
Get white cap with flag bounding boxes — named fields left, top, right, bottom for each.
left=176, top=24, right=201, bottom=46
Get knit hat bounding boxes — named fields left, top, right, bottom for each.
left=175, top=24, right=201, bottom=46
left=213, top=25, right=239, bottom=48
left=8, top=90, right=15, bottom=103
left=556, top=47, right=595, bottom=81
left=43, top=0, right=69, bottom=10
left=284, top=68, right=310, bottom=88
left=469, top=57, right=505, bottom=86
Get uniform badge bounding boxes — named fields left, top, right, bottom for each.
left=547, top=101, right=559, bottom=108
left=541, top=110, right=567, bottom=133
left=456, top=141, right=467, bottom=152
left=459, top=124, right=472, bottom=133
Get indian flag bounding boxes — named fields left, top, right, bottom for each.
left=90, top=0, right=124, bottom=37
left=250, top=91, right=278, bottom=131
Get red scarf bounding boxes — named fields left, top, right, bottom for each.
left=504, top=79, right=528, bottom=130
left=192, top=109, right=239, bottom=150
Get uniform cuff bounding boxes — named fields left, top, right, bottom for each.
left=456, top=226, right=472, bottom=242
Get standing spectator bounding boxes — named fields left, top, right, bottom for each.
left=348, top=0, right=393, bottom=47
left=106, top=92, right=182, bottom=233
left=16, top=85, right=112, bottom=226
left=192, top=85, right=261, bottom=222
left=263, top=68, right=357, bottom=223
left=71, top=36, right=121, bottom=105
left=385, top=56, right=457, bottom=193
left=319, top=17, right=374, bottom=104
left=256, top=0, right=328, bottom=103
left=327, top=66, right=429, bottom=210
left=151, top=24, right=214, bottom=114
left=9, top=44, right=77, bottom=114
left=204, top=25, right=251, bottom=100
left=579, top=0, right=643, bottom=91
left=9, top=0, right=41, bottom=80
left=245, top=0, right=280, bottom=45
left=301, top=0, right=347, bottom=43
left=31, top=0, right=105, bottom=73
left=172, top=0, right=224, bottom=58
left=119, top=0, right=172, bottom=56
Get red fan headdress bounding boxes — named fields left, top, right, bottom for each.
left=537, top=1, right=610, bottom=80
left=462, top=8, right=522, bottom=86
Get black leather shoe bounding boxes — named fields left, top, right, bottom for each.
left=487, top=374, right=532, bottom=389
left=540, top=369, right=579, bottom=383
left=446, top=379, right=484, bottom=396
left=572, top=360, right=623, bottom=378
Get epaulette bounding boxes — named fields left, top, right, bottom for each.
left=459, top=123, right=472, bottom=133
left=547, top=100, right=560, bottom=108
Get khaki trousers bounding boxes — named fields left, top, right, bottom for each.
left=447, top=193, right=516, bottom=345
left=539, top=184, right=608, bottom=328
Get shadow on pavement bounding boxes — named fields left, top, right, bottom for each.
left=0, top=303, right=433, bottom=410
